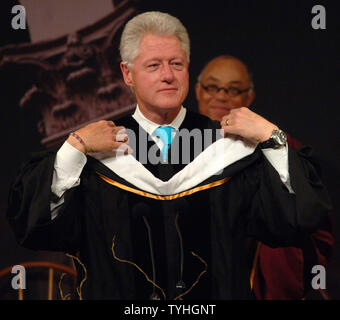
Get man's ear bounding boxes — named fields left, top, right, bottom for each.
left=246, top=89, right=255, bottom=107
left=120, top=62, right=134, bottom=87
left=194, top=82, right=201, bottom=101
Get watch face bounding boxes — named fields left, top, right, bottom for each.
left=273, top=130, right=287, bottom=146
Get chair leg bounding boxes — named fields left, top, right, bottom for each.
left=48, top=268, right=54, bottom=300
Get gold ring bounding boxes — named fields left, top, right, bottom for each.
left=225, top=119, right=229, bottom=126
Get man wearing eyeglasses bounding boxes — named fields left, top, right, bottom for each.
left=195, top=55, right=254, bottom=122
left=195, top=55, right=333, bottom=300
left=7, top=11, right=332, bottom=300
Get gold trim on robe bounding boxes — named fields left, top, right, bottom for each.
left=96, top=172, right=231, bottom=200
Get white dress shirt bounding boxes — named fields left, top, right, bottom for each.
left=51, top=105, right=293, bottom=219
left=132, top=104, right=186, bottom=151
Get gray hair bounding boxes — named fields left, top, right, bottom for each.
left=119, top=11, right=190, bottom=67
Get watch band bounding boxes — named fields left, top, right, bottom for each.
left=258, top=138, right=277, bottom=149
left=258, top=129, right=287, bottom=149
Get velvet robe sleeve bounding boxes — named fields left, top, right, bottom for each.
left=6, top=151, right=83, bottom=254
left=244, top=146, right=332, bottom=247
left=251, top=134, right=334, bottom=299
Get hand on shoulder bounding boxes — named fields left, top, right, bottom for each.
left=67, top=120, right=132, bottom=154
left=220, top=107, right=278, bottom=144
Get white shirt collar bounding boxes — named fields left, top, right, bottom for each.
left=132, top=104, right=186, bottom=137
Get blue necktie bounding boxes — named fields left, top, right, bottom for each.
left=154, top=126, right=175, bottom=161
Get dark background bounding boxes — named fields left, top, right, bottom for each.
left=0, top=0, right=339, bottom=299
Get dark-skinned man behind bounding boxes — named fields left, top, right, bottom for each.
left=195, top=55, right=333, bottom=299
left=6, top=12, right=332, bottom=299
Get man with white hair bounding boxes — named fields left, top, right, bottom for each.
left=7, top=11, right=332, bottom=300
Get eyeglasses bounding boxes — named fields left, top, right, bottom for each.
left=199, top=82, right=252, bottom=97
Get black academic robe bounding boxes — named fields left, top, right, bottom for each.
left=6, top=110, right=332, bottom=300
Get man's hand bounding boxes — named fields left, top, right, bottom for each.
left=220, top=107, right=278, bottom=144
left=67, top=120, right=131, bottom=154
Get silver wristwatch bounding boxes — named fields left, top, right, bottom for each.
left=259, top=129, right=287, bottom=149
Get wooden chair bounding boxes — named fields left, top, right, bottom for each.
left=0, top=261, right=77, bottom=300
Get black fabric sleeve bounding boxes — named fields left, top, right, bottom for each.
left=245, top=146, right=332, bottom=247
left=6, top=151, right=82, bottom=253
left=288, top=146, right=332, bottom=231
